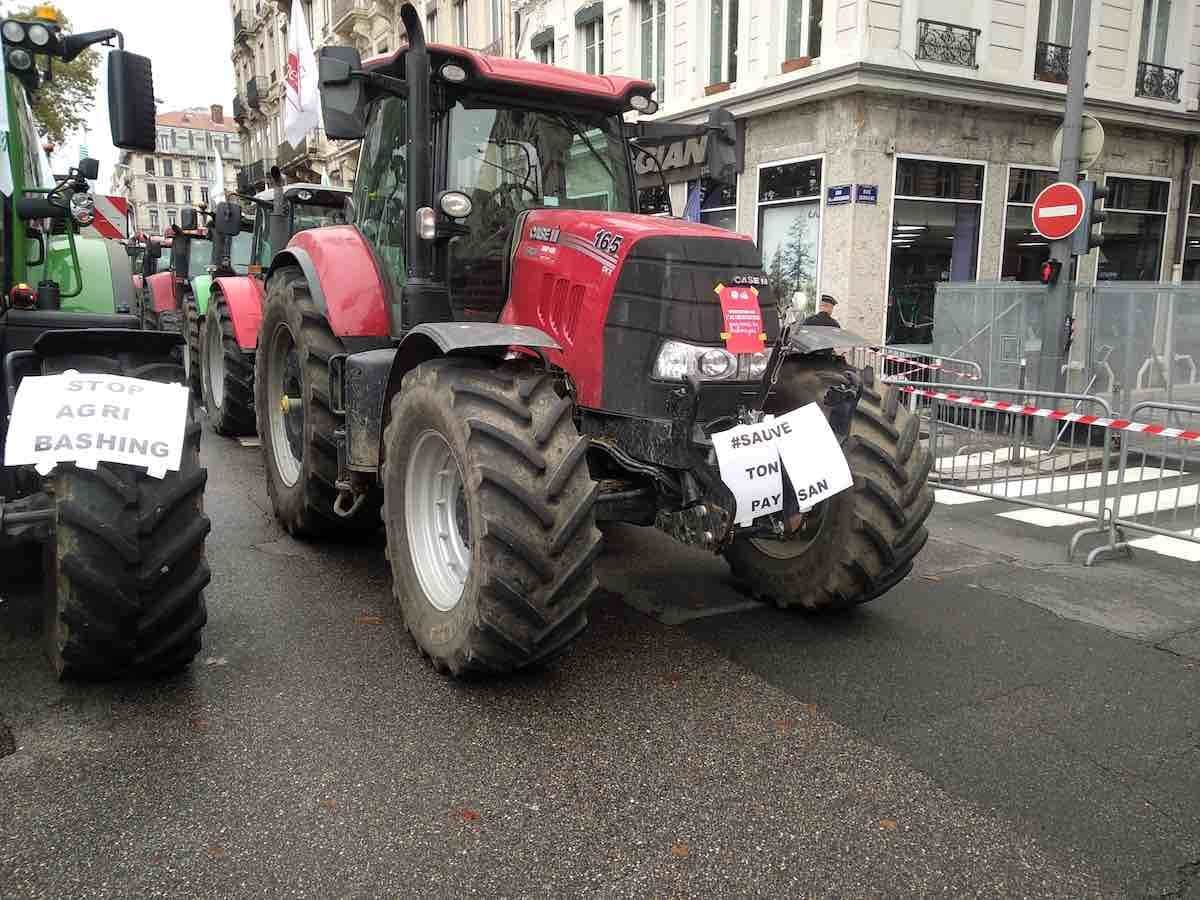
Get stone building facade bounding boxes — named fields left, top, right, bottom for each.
left=516, top=0, right=1200, bottom=346
left=110, top=107, right=241, bottom=238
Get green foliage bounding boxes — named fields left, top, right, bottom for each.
left=5, top=4, right=100, bottom=145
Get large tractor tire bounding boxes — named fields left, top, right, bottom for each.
left=724, top=359, right=933, bottom=612
left=154, top=308, right=181, bottom=334
left=41, top=353, right=211, bottom=678
left=254, top=267, right=381, bottom=536
left=382, top=358, right=600, bottom=676
left=182, top=295, right=202, bottom=401
left=202, top=289, right=256, bottom=437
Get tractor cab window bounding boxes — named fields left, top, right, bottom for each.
left=188, top=240, right=213, bottom=279
left=230, top=231, right=254, bottom=274
left=352, top=96, right=407, bottom=293
left=253, top=204, right=273, bottom=268
left=292, top=202, right=347, bottom=234
left=444, top=100, right=632, bottom=319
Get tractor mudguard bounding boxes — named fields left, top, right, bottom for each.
left=787, top=325, right=873, bottom=354
left=190, top=274, right=214, bottom=317
left=268, top=226, right=390, bottom=338
left=146, top=271, right=176, bottom=314
left=334, top=323, right=561, bottom=473
left=212, top=275, right=266, bottom=350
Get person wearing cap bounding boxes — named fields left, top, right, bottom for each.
left=803, top=294, right=841, bottom=328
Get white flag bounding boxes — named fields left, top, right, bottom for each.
left=284, top=0, right=319, bottom=146
left=210, top=146, right=225, bottom=205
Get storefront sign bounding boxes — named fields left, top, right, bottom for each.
left=4, top=371, right=190, bottom=478
left=827, top=184, right=853, bottom=205
left=855, top=183, right=878, bottom=204
left=712, top=404, right=853, bottom=525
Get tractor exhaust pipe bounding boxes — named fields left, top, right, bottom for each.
left=268, top=165, right=289, bottom=255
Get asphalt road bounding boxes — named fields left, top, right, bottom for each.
left=2, top=421, right=1198, bottom=897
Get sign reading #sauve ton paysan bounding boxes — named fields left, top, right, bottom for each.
left=711, top=403, right=854, bottom=525
left=4, top=371, right=190, bottom=478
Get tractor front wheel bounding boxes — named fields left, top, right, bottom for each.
left=254, top=267, right=380, bottom=536
left=202, top=289, right=256, bottom=437
left=183, top=296, right=202, bottom=400
left=723, top=360, right=933, bottom=611
left=382, top=358, right=600, bottom=676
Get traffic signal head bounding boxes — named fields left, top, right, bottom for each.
left=1072, top=180, right=1107, bottom=255
left=1040, top=258, right=1063, bottom=286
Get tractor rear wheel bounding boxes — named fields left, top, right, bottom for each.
left=723, top=359, right=933, bottom=611
left=41, top=354, right=210, bottom=678
left=254, top=266, right=381, bottom=536
left=382, top=358, right=600, bottom=676
left=202, top=289, right=256, bottom=437
left=183, top=296, right=202, bottom=400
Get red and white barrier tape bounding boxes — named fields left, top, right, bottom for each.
left=879, top=354, right=981, bottom=382
left=896, top=385, right=1200, bottom=443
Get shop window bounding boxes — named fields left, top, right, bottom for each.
left=758, top=159, right=822, bottom=319
left=785, top=0, right=822, bottom=61
left=1183, top=183, right=1200, bottom=280
left=685, top=177, right=736, bottom=229
left=887, top=158, right=985, bottom=346
left=638, top=184, right=672, bottom=216
left=640, top=0, right=667, bottom=101
left=709, top=0, right=738, bottom=85
left=1099, top=176, right=1169, bottom=281
left=1001, top=167, right=1057, bottom=280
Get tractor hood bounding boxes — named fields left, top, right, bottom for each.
left=501, top=209, right=779, bottom=418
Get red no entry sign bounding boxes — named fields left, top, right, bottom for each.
left=1032, top=182, right=1086, bottom=241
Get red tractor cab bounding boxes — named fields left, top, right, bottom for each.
left=253, top=3, right=932, bottom=677
left=200, top=179, right=350, bottom=436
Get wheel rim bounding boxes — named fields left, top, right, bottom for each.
left=404, top=429, right=471, bottom=613
left=204, top=311, right=226, bottom=410
left=749, top=500, right=832, bottom=560
left=266, top=321, right=304, bottom=488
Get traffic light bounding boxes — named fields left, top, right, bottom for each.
left=1040, top=258, right=1063, bottom=286
left=1072, top=179, right=1107, bottom=256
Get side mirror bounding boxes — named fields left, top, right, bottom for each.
left=705, top=107, right=739, bottom=185
left=319, top=47, right=367, bottom=140
left=146, top=238, right=162, bottom=260
left=77, top=157, right=99, bottom=181
left=180, top=207, right=198, bottom=231
left=214, top=201, right=241, bottom=237
left=107, top=50, right=156, bottom=152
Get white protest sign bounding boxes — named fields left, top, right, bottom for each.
left=774, top=403, right=854, bottom=511
left=3, top=371, right=190, bottom=479
left=712, top=421, right=785, bottom=526
left=711, top=403, right=854, bottom=524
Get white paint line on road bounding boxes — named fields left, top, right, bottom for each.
left=935, top=489, right=990, bottom=505
left=1065, top=482, right=1200, bottom=519
left=997, top=507, right=1093, bottom=527
left=964, top=466, right=1179, bottom=500
left=1128, top=534, right=1200, bottom=562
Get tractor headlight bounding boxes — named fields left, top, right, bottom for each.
left=26, top=23, right=49, bottom=46
left=2, top=20, right=26, bottom=44
left=745, top=350, right=770, bottom=379
left=653, top=340, right=744, bottom=382
left=6, top=47, right=31, bottom=70
left=70, top=192, right=95, bottom=226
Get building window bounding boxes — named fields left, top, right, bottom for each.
left=1183, top=184, right=1200, bottom=279
left=163, top=159, right=174, bottom=177
left=887, top=157, right=985, bottom=346
left=150, top=209, right=160, bottom=232
left=580, top=17, right=604, bottom=74
left=785, top=0, right=822, bottom=61
left=170, top=129, right=177, bottom=148
left=532, top=27, right=555, bottom=64
left=640, top=0, right=667, bottom=100
left=188, top=131, right=195, bottom=149
left=167, top=210, right=178, bottom=228
left=1002, top=167, right=1058, bottom=281
left=145, top=157, right=155, bottom=175
left=686, top=177, right=737, bottom=229
left=199, top=161, right=208, bottom=180
left=709, top=0, right=739, bottom=84
left=427, top=10, right=437, bottom=40
left=758, top=159, right=823, bottom=320
left=157, top=133, right=169, bottom=151
left=1140, top=0, right=1172, bottom=65
left=492, top=0, right=502, bottom=41
left=182, top=160, right=191, bottom=178
left=184, top=185, right=193, bottom=204
left=166, top=185, right=176, bottom=203
left=1098, top=176, right=1169, bottom=281
left=201, top=187, right=210, bottom=205
left=455, top=1, right=467, bottom=45
left=147, top=183, right=158, bottom=202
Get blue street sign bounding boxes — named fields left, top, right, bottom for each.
left=827, top=184, right=852, bottom=205
left=855, top=184, right=879, bottom=204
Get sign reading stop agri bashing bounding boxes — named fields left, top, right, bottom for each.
left=4, top=371, right=190, bottom=478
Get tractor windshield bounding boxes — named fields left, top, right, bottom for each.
left=293, top=202, right=347, bottom=233
left=445, top=101, right=634, bottom=214
left=230, top=231, right=253, bottom=274
left=188, top=239, right=213, bottom=278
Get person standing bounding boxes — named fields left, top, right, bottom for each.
left=803, top=294, right=841, bottom=327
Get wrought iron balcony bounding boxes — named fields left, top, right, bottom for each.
left=915, top=19, right=980, bottom=69
left=331, top=0, right=370, bottom=37
left=1136, top=61, right=1182, bottom=102
left=1034, top=41, right=1070, bottom=84
left=246, top=76, right=265, bottom=109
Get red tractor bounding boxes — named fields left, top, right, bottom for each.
left=200, top=176, right=350, bottom=436
left=254, top=5, right=932, bottom=676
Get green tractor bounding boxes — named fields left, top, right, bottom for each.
left=0, top=11, right=210, bottom=677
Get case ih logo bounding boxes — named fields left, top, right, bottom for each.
left=528, top=225, right=561, bottom=243
left=732, top=274, right=769, bottom=286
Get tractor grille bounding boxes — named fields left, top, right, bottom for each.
left=600, top=235, right=779, bottom=419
